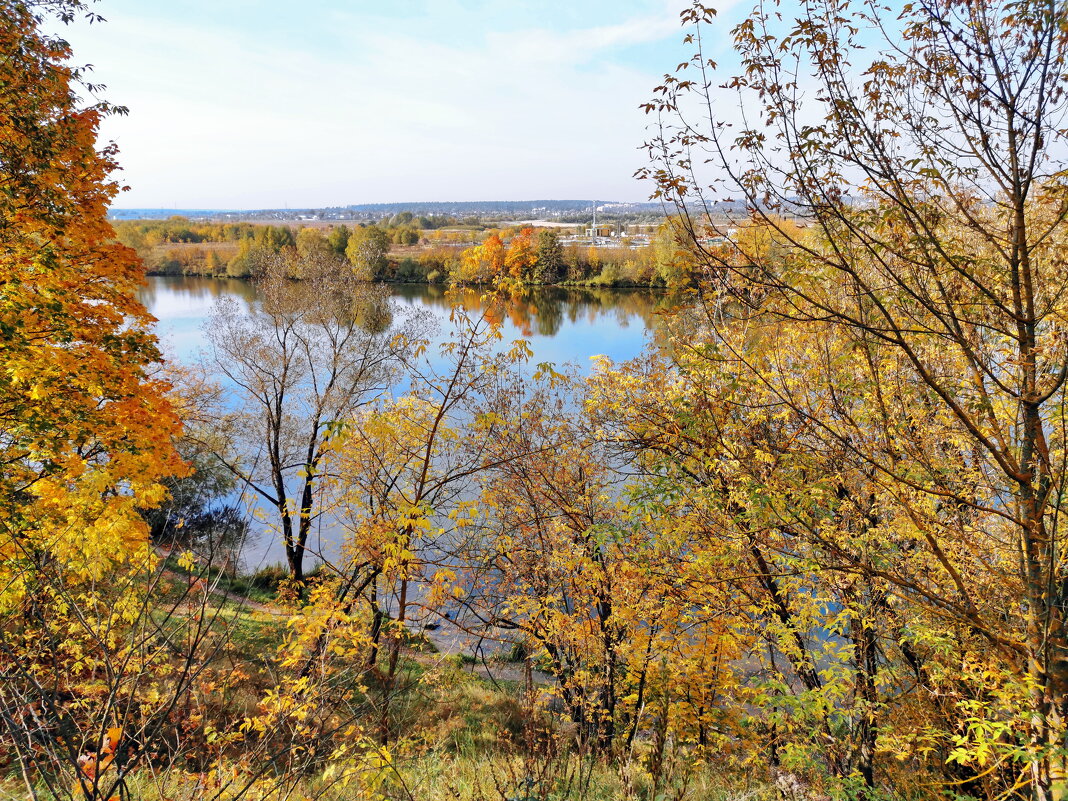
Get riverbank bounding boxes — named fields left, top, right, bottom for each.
left=143, top=268, right=682, bottom=291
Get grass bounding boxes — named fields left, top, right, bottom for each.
left=0, top=654, right=768, bottom=801
left=7, top=561, right=770, bottom=801
left=3, top=753, right=765, bottom=801
left=384, top=754, right=756, bottom=801
left=213, top=603, right=289, bottom=661
left=160, top=554, right=286, bottom=605
left=220, top=565, right=287, bottom=604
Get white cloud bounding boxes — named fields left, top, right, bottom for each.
left=64, top=2, right=706, bottom=207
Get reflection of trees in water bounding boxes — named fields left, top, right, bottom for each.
left=388, top=283, right=671, bottom=339
left=139, top=275, right=259, bottom=309
left=391, top=283, right=451, bottom=308
left=143, top=276, right=679, bottom=369
left=148, top=279, right=675, bottom=335
left=533, top=295, right=563, bottom=337
left=240, top=279, right=674, bottom=343
left=352, top=293, right=394, bottom=334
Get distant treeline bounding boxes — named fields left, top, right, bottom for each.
left=341, top=199, right=623, bottom=214
left=118, top=215, right=725, bottom=288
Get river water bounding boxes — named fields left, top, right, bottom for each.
left=138, top=276, right=666, bottom=570
left=140, top=276, right=666, bottom=368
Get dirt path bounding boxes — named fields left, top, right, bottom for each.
left=160, top=566, right=286, bottom=616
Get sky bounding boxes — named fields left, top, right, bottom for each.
left=56, top=0, right=744, bottom=210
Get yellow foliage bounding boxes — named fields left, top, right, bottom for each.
left=0, top=5, right=185, bottom=603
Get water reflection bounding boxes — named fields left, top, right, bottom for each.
left=141, top=277, right=670, bottom=370
left=388, top=284, right=670, bottom=367
left=390, top=284, right=666, bottom=339
left=137, top=277, right=670, bottom=570
left=140, top=275, right=259, bottom=309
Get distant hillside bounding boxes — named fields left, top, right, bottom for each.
left=338, top=200, right=663, bottom=215
left=110, top=208, right=240, bottom=220
left=109, top=200, right=668, bottom=222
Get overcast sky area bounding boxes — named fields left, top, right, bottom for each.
left=57, top=0, right=747, bottom=210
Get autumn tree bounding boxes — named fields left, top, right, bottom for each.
left=255, top=224, right=295, bottom=253
left=651, top=218, right=696, bottom=287
left=206, top=249, right=224, bottom=275
left=203, top=250, right=411, bottom=582
left=0, top=0, right=185, bottom=570
left=391, top=225, right=420, bottom=246
left=504, top=226, right=538, bottom=281
left=644, top=0, right=1068, bottom=796
left=317, top=299, right=530, bottom=741
left=452, top=232, right=505, bottom=284
left=469, top=368, right=740, bottom=754
left=226, top=237, right=266, bottom=278
left=345, top=224, right=391, bottom=281
left=327, top=223, right=351, bottom=257
left=296, top=226, right=334, bottom=263
left=534, top=229, right=565, bottom=283
left=590, top=323, right=1008, bottom=795
left=729, top=217, right=807, bottom=268
left=0, top=1, right=188, bottom=796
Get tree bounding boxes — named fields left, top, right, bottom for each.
left=345, top=224, right=391, bottom=281
left=296, top=226, right=333, bottom=263
left=206, top=249, right=224, bottom=275
left=226, top=237, right=257, bottom=278
left=391, top=225, right=420, bottom=246
left=146, top=364, right=246, bottom=552
left=534, top=229, right=565, bottom=283
left=644, top=0, right=1068, bottom=796
left=469, top=368, right=738, bottom=753
left=326, top=223, right=351, bottom=257
left=313, top=298, right=530, bottom=742
left=586, top=245, right=601, bottom=276
left=504, top=226, right=537, bottom=281
left=0, top=4, right=185, bottom=588
left=256, top=224, right=295, bottom=253
left=204, top=250, right=408, bottom=582
left=592, top=326, right=999, bottom=795
left=651, top=218, right=695, bottom=288
left=0, top=2, right=188, bottom=796
left=452, top=233, right=505, bottom=284
left=0, top=0, right=186, bottom=567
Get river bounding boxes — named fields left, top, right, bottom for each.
left=138, top=276, right=667, bottom=571
left=140, top=276, right=667, bottom=368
